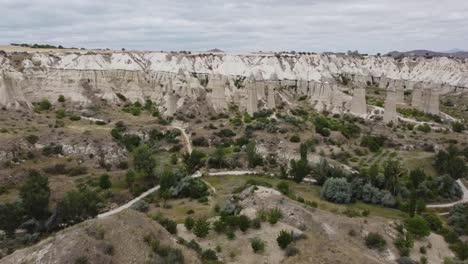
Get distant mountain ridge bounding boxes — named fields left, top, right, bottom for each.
left=386, top=49, right=468, bottom=58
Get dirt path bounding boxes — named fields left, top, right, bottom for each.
left=97, top=185, right=160, bottom=218
left=427, top=179, right=468, bottom=209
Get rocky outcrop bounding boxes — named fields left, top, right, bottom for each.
left=0, top=50, right=465, bottom=117
left=245, top=74, right=258, bottom=115
left=383, top=89, right=398, bottom=124
left=349, top=87, right=367, bottom=116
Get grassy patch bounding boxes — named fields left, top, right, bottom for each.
left=204, top=174, right=408, bottom=220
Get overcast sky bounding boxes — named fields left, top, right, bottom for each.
left=0, top=0, right=467, bottom=54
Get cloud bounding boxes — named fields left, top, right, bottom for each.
left=0, top=0, right=467, bottom=53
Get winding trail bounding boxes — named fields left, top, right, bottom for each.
left=427, top=179, right=468, bottom=209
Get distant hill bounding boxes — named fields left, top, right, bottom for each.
left=207, top=48, right=224, bottom=53
left=385, top=49, right=468, bottom=59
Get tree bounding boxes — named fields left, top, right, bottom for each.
left=0, top=201, right=24, bottom=237
left=133, top=144, right=156, bottom=181
left=56, top=187, right=101, bottom=226
left=246, top=141, right=263, bottom=168
left=383, top=159, right=403, bottom=195
left=183, top=149, right=206, bottom=173
left=408, top=169, right=426, bottom=216
left=208, top=146, right=226, bottom=169
left=193, top=218, right=210, bottom=238
left=20, top=171, right=50, bottom=220
left=289, top=158, right=310, bottom=183
left=451, top=242, right=468, bottom=260
left=299, top=143, right=308, bottom=161
left=434, top=146, right=467, bottom=179
left=405, top=216, right=430, bottom=238
left=159, top=169, right=178, bottom=192
left=320, top=178, right=352, bottom=204
left=277, top=230, right=293, bottom=249
left=99, top=174, right=112, bottom=189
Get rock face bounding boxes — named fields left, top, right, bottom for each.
left=0, top=50, right=465, bottom=116
left=411, top=83, right=440, bottom=115
left=383, top=89, right=398, bottom=124
left=245, top=74, right=259, bottom=115
left=349, top=87, right=367, bottom=116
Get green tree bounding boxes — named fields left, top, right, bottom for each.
left=405, top=216, right=430, bottom=238
left=183, top=149, right=206, bottom=173
left=99, top=174, right=112, bottom=189
left=246, top=141, right=263, bottom=168
left=20, top=171, right=50, bottom=219
left=289, top=158, right=310, bottom=183
left=0, top=201, right=24, bottom=237
left=365, top=233, right=387, bottom=251
left=56, top=187, right=101, bottom=225
left=277, top=230, right=293, bottom=249
left=159, top=169, right=178, bottom=192
left=133, top=144, right=156, bottom=181
left=408, top=169, right=426, bottom=217
left=208, top=146, right=226, bottom=169
left=193, top=218, right=210, bottom=238
left=383, top=159, right=403, bottom=195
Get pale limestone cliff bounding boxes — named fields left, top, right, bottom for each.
left=1, top=50, right=465, bottom=117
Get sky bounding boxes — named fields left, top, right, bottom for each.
left=0, top=0, right=467, bottom=54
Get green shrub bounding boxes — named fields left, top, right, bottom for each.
left=251, top=237, right=266, bottom=253
left=184, top=216, right=195, bottom=231
left=69, top=115, right=81, bottom=121
left=277, top=181, right=290, bottom=195
left=267, top=208, right=283, bottom=224
left=238, top=215, right=251, bottom=232
left=193, top=218, right=210, bottom=238
left=290, top=135, right=301, bottom=143
left=25, top=134, right=39, bottom=145
left=365, top=233, right=387, bottom=251
left=452, top=122, right=465, bottom=133
left=320, top=178, right=352, bottom=204
left=99, top=174, right=112, bottom=189
left=277, top=230, right=293, bottom=249
left=394, top=234, right=414, bottom=256
left=58, top=95, right=66, bottom=102
left=153, top=214, right=177, bottom=234
left=416, top=124, right=431, bottom=133
left=37, top=98, right=52, bottom=111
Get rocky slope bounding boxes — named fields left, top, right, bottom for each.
left=1, top=49, right=467, bottom=114
left=0, top=210, right=201, bottom=264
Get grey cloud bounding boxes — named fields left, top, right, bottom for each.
left=0, top=0, right=467, bottom=53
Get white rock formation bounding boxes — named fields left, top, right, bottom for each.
left=383, top=89, right=398, bottom=124
left=0, top=50, right=465, bottom=117
left=208, top=74, right=228, bottom=111
left=245, top=74, right=258, bottom=115
left=349, top=87, right=367, bottom=117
